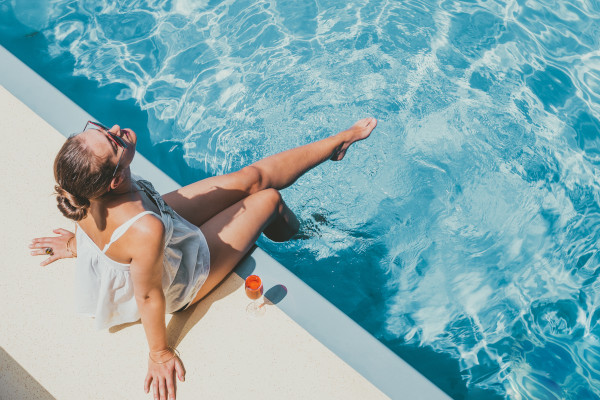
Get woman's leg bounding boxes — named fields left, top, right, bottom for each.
left=247, top=117, right=377, bottom=190
left=187, top=188, right=294, bottom=306
left=163, top=117, right=377, bottom=227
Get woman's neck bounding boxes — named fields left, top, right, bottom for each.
left=91, top=169, right=140, bottom=207
left=109, top=173, right=135, bottom=196
left=83, top=169, right=143, bottom=229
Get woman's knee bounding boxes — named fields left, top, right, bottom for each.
left=237, top=166, right=267, bottom=194
left=261, top=190, right=298, bottom=242
left=246, top=188, right=283, bottom=220
left=256, top=188, right=282, bottom=210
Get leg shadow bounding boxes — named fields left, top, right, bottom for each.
left=166, top=250, right=257, bottom=347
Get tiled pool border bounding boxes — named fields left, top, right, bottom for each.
left=0, top=45, right=449, bottom=400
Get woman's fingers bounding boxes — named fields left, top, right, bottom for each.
left=159, top=378, right=166, bottom=400
left=144, top=374, right=152, bottom=394
left=166, top=374, right=176, bottom=400
left=175, top=358, right=185, bottom=382
left=30, top=229, right=73, bottom=249
left=40, top=255, right=59, bottom=267
left=29, top=238, right=55, bottom=248
left=146, top=360, right=182, bottom=400
left=31, top=249, right=57, bottom=257
left=30, top=238, right=49, bottom=246
left=29, top=240, right=59, bottom=259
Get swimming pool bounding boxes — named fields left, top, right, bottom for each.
left=2, top=0, right=600, bottom=398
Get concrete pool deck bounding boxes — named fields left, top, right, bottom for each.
left=0, top=45, right=450, bottom=399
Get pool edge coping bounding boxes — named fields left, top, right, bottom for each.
left=0, top=44, right=450, bottom=400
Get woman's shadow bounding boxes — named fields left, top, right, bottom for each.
left=109, top=246, right=263, bottom=347
left=109, top=183, right=291, bottom=344
left=110, top=247, right=289, bottom=347
left=165, top=255, right=288, bottom=347
left=165, top=249, right=258, bottom=347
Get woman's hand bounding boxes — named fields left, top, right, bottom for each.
left=29, top=228, right=75, bottom=266
left=145, top=348, right=186, bottom=400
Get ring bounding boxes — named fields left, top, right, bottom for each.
left=45, top=247, right=54, bottom=256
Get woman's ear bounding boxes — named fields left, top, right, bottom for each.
left=110, top=172, right=125, bottom=190
left=109, top=167, right=132, bottom=191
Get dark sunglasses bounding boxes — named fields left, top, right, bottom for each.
left=84, top=121, right=129, bottom=177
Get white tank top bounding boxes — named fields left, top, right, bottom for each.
left=74, top=176, right=211, bottom=330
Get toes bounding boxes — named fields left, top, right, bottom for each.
left=354, top=117, right=377, bottom=128
left=354, top=118, right=370, bottom=127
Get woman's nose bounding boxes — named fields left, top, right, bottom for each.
left=110, top=124, right=121, bottom=134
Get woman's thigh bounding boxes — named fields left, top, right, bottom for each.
left=162, top=166, right=262, bottom=227
left=188, top=188, right=282, bottom=305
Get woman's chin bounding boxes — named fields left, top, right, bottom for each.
left=124, top=128, right=137, bottom=144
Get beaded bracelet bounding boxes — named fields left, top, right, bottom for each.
left=149, top=347, right=180, bottom=364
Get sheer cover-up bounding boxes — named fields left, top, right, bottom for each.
left=74, top=176, right=210, bottom=330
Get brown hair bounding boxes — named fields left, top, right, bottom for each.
left=53, top=134, right=117, bottom=221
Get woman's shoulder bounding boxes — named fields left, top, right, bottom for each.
left=127, top=212, right=165, bottom=236
left=120, top=212, right=166, bottom=263
left=106, top=212, right=166, bottom=263
left=78, top=208, right=164, bottom=255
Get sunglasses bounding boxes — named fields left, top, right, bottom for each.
left=84, top=121, right=129, bottom=178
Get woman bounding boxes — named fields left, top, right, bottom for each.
left=29, top=117, right=377, bottom=400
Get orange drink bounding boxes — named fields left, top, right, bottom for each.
left=245, top=275, right=265, bottom=317
left=245, top=275, right=263, bottom=300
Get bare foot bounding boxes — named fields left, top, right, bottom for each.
left=330, top=117, right=378, bottom=161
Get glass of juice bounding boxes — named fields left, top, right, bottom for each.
left=245, top=275, right=266, bottom=317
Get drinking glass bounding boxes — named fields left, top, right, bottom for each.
left=245, top=275, right=266, bottom=317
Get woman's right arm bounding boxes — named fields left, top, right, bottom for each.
left=128, top=215, right=185, bottom=400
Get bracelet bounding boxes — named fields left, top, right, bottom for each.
left=66, top=236, right=77, bottom=257
left=149, top=347, right=180, bottom=364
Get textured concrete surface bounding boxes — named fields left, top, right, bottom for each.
left=0, top=85, right=389, bottom=400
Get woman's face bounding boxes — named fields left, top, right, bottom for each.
left=80, top=124, right=137, bottom=175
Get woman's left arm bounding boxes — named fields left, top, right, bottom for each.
left=29, top=228, right=77, bottom=266
left=128, top=215, right=185, bottom=400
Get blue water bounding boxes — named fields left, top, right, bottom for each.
left=3, top=0, right=600, bottom=398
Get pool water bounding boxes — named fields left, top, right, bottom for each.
left=2, top=0, right=600, bottom=398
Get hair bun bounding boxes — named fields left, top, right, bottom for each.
left=55, top=185, right=90, bottom=221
